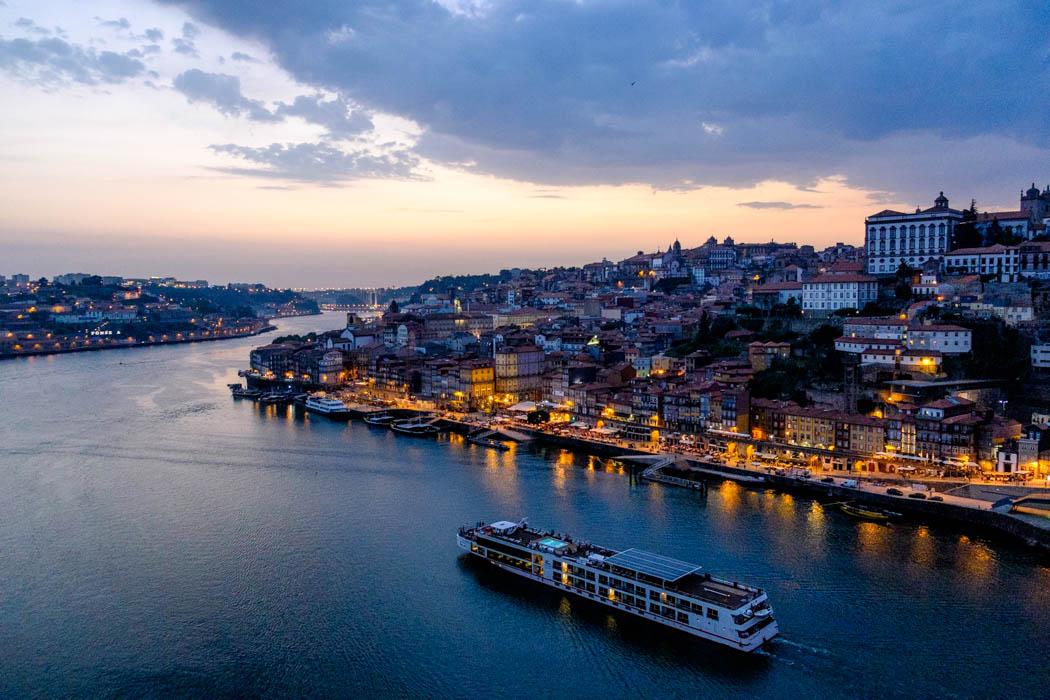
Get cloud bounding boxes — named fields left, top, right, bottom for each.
left=229, top=50, right=259, bottom=63
left=96, top=16, right=131, bottom=31
left=0, top=36, right=145, bottom=86
left=144, top=27, right=164, bottom=42
left=158, top=0, right=1050, bottom=199
left=208, top=141, right=420, bottom=183
left=14, top=17, right=51, bottom=35
left=172, top=68, right=278, bottom=120
left=171, top=37, right=198, bottom=57
left=182, top=22, right=200, bottom=39
left=737, top=201, right=823, bottom=210
left=274, top=93, right=373, bottom=137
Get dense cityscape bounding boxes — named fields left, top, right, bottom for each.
left=236, top=185, right=1050, bottom=496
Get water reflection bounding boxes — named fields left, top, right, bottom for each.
left=856, top=521, right=891, bottom=556
left=911, top=525, right=935, bottom=568
left=955, top=537, right=997, bottom=589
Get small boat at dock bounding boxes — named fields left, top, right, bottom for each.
left=839, top=503, right=900, bottom=521
left=259, top=391, right=296, bottom=404
left=229, top=383, right=262, bottom=399
left=391, top=418, right=440, bottom=436
left=468, top=435, right=511, bottom=451
left=363, top=413, right=395, bottom=426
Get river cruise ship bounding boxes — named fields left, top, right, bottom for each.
left=303, top=394, right=353, bottom=421
left=457, top=519, right=778, bottom=652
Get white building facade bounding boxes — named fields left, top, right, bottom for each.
left=902, top=325, right=972, bottom=354
left=943, top=245, right=1020, bottom=282
left=865, top=192, right=962, bottom=275
left=802, top=274, right=879, bottom=313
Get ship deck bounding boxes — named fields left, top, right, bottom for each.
left=469, top=524, right=760, bottom=610
left=670, top=573, right=756, bottom=609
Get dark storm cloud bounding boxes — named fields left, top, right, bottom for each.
left=172, top=68, right=279, bottom=120
left=208, top=141, right=420, bottom=183
left=0, top=35, right=145, bottom=86
left=157, top=0, right=1050, bottom=196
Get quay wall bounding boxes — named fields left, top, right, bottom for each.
left=483, top=426, right=1050, bottom=551
left=678, top=459, right=1050, bottom=550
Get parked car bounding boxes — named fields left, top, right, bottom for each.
left=887, top=487, right=904, bottom=496
left=820, top=477, right=834, bottom=483
left=842, top=479, right=859, bottom=488
left=928, top=495, right=944, bottom=502
left=908, top=492, right=927, bottom=499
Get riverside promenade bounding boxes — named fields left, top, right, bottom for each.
left=277, top=390, right=1050, bottom=551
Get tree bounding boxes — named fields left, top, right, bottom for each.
left=388, top=299, right=400, bottom=313
left=697, top=310, right=711, bottom=340
left=952, top=199, right=982, bottom=249
left=709, top=315, right=738, bottom=339
left=735, top=305, right=763, bottom=319
left=808, top=323, right=840, bottom=348
left=987, top=219, right=1023, bottom=246
left=526, top=409, right=550, bottom=424
left=895, top=263, right=915, bottom=301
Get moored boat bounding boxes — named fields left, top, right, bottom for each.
left=839, top=503, right=899, bottom=520
left=468, top=436, right=511, bottom=451
left=391, top=418, right=440, bottom=436
left=457, top=519, right=778, bottom=652
left=229, top=383, right=262, bottom=399
left=304, top=393, right=353, bottom=421
left=363, top=413, right=395, bottom=426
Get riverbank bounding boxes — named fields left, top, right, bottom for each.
left=1, top=323, right=276, bottom=360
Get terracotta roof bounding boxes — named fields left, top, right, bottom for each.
left=976, top=211, right=1029, bottom=222
left=945, top=244, right=1016, bottom=256
left=754, top=281, right=803, bottom=291
left=907, top=324, right=969, bottom=332
left=844, top=317, right=907, bottom=326
left=836, top=336, right=901, bottom=346
left=805, top=273, right=878, bottom=284
left=828, top=261, right=865, bottom=273
left=923, top=397, right=974, bottom=409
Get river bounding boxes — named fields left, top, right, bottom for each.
left=1, top=313, right=1047, bottom=698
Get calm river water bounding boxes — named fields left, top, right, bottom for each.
left=1, top=313, right=1048, bottom=698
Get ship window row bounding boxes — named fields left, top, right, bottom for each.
left=569, top=566, right=596, bottom=581
left=567, top=577, right=597, bottom=594
left=599, top=574, right=647, bottom=597
left=567, top=568, right=720, bottom=620
left=486, top=550, right=532, bottom=572
left=481, top=538, right=533, bottom=560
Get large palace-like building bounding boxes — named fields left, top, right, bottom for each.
left=864, top=192, right=962, bottom=275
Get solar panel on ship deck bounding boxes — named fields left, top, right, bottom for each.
left=605, top=548, right=700, bottom=581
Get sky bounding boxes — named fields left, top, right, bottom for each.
left=0, top=0, right=1047, bottom=288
